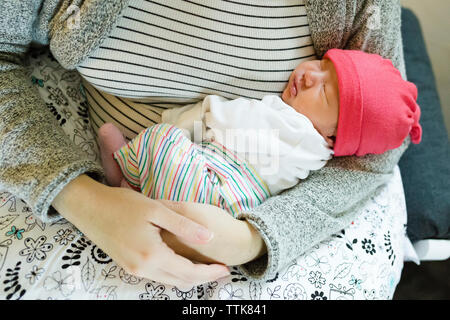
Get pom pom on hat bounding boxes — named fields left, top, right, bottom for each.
left=323, top=49, right=422, bottom=157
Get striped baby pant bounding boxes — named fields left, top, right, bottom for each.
left=112, top=124, right=270, bottom=216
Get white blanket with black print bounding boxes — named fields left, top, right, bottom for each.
left=0, top=48, right=408, bottom=300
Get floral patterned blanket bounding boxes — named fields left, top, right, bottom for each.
left=0, top=48, right=409, bottom=300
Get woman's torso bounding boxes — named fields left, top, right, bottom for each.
left=77, top=0, right=317, bottom=141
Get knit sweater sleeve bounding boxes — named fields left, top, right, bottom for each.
left=0, top=1, right=105, bottom=223
left=236, top=0, right=409, bottom=280
left=346, top=0, right=406, bottom=79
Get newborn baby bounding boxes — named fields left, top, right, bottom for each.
left=98, top=49, right=422, bottom=215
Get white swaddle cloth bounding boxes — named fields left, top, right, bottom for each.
left=162, top=95, right=333, bottom=195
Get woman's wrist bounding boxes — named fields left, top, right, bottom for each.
left=51, top=174, right=104, bottom=223
left=240, top=220, right=267, bottom=264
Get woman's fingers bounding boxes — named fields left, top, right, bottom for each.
left=149, top=201, right=213, bottom=244
left=156, top=270, right=196, bottom=290
left=132, top=239, right=230, bottom=287
left=160, top=248, right=230, bottom=286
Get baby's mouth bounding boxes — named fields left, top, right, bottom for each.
left=290, top=79, right=298, bottom=97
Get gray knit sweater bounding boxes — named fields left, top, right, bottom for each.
left=0, top=0, right=408, bottom=280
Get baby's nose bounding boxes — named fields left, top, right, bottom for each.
left=304, top=70, right=323, bottom=87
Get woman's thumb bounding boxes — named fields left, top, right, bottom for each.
left=150, top=200, right=213, bottom=244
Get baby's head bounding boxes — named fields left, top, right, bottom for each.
left=282, top=49, right=422, bottom=157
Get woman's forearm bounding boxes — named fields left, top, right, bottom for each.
left=237, top=138, right=409, bottom=280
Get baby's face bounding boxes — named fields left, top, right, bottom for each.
left=282, top=58, right=339, bottom=147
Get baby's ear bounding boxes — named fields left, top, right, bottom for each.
left=325, top=135, right=336, bottom=148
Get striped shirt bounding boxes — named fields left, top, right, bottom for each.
left=78, top=0, right=317, bottom=141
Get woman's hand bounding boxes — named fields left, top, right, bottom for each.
left=52, top=174, right=230, bottom=288
left=157, top=200, right=267, bottom=266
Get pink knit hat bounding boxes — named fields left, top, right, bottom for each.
left=323, top=49, right=422, bottom=157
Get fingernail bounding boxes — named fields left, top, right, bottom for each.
left=197, top=227, right=213, bottom=242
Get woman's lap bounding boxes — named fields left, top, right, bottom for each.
left=0, top=166, right=407, bottom=300
left=0, top=48, right=407, bottom=300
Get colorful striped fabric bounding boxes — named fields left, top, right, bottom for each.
left=112, top=123, right=270, bottom=216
